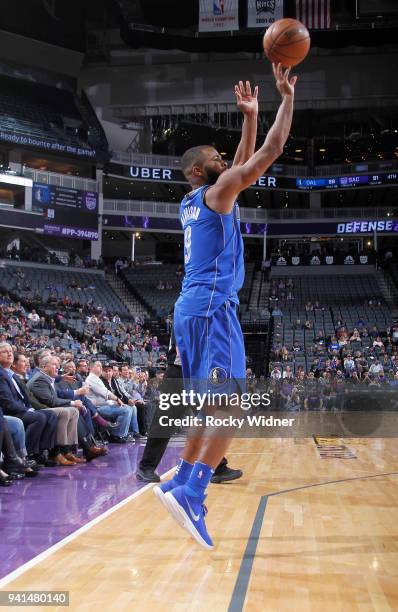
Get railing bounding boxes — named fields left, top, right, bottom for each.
left=104, top=199, right=395, bottom=223
left=22, top=168, right=97, bottom=192
left=103, top=198, right=269, bottom=222
left=103, top=199, right=180, bottom=217
left=267, top=207, right=394, bottom=220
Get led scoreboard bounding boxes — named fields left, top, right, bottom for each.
left=296, top=172, right=398, bottom=190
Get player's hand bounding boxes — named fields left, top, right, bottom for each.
left=234, top=80, right=258, bottom=116
left=273, top=63, right=297, bottom=98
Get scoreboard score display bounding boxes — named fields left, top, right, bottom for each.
left=296, top=172, right=398, bottom=190
left=33, top=183, right=99, bottom=241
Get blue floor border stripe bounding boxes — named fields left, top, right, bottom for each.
left=227, top=495, right=268, bottom=612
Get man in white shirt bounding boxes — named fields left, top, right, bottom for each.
left=369, top=360, right=383, bottom=376
left=270, top=366, right=282, bottom=380
left=85, top=361, right=132, bottom=442
left=28, top=310, right=40, bottom=325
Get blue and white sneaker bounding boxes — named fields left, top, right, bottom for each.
left=163, top=485, right=213, bottom=550
left=153, top=478, right=179, bottom=511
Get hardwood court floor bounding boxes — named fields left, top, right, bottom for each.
left=2, top=438, right=398, bottom=612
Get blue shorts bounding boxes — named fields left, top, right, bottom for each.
left=173, top=301, right=246, bottom=396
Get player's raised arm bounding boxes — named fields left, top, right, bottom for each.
left=206, top=63, right=297, bottom=214
left=232, top=81, right=258, bottom=167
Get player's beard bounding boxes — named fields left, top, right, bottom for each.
left=204, top=166, right=221, bottom=186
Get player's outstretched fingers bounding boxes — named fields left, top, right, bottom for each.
left=283, top=67, right=291, bottom=83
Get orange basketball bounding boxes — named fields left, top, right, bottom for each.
left=263, top=18, right=311, bottom=67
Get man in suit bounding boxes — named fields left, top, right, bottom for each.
left=115, top=364, right=147, bottom=436
left=0, top=406, right=39, bottom=484
left=14, top=353, right=106, bottom=462
left=57, top=360, right=114, bottom=433
left=107, top=363, right=143, bottom=436
left=27, top=353, right=82, bottom=465
left=0, top=343, right=56, bottom=463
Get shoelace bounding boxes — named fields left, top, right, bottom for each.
left=202, top=504, right=208, bottom=517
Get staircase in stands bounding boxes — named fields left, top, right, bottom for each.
left=376, top=268, right=398, bottom=319
left=105, top=272, right=151, bottom=318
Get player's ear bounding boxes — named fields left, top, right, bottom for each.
left=192, top=164, right=204, bottom=177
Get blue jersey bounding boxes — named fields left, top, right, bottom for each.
left=175, top=185, right=244, bottom=317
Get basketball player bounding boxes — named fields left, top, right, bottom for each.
left=154, top=63, right=297, bottom=549
left=136, top=324, right=243, bottom=483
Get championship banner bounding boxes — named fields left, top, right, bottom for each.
left=199, top=0, right=239, bottom=32
left=247, top=0, right=284, bottom=28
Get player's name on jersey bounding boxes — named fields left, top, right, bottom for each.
left=181, top=205, right=200, bottom=227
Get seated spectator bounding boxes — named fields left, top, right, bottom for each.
left=286, top=389, right=302, bottom=411
left=328, top=336, right=340, bottom=353
left=370, top=325, right=379, bottom=338
left=280, top=379, right=294, bottom=405
left=27, top=354, right=81, bottom=465
left=115, top=257, right=124, bottom=275
left=0, top=407, right=38, bottom=485
left=118, top=364, right=148, bottom=433
left=0, top=343, right=57, bottom=468
left=343, top=355, right=355, bottom=373
left=85, top=361, right=133, bottom=443
left=281, top=346, right=290, bottom=362
left=55, top=360, right=108, bottom=460
left=304, top=389, right=323, bottom=411
left=104, top=363, right=142, bottom=436
left=369, top=359, right=383, bottom=376
left=373, top=336, right=384, bottom=349
left=28, top=309, right=40, bottom=325
left=282, top=365, right=294, bottom=379
left=388, top=372, right=398, bottom=388
left=310, top=358, right=322, bottom=377
left=270, top=366, right=282, bottom=380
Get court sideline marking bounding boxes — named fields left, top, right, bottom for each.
left=228, top=470, right=398, bottom=612
left=0, top=467, right=175, bottom=589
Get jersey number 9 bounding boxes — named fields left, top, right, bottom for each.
left=184, top=226, right=192, bottom=264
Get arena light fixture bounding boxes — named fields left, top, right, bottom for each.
left=0, top=174, right=33, bottom=187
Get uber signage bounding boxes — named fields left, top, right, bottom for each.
left=129, top=166, right=174, bottom=181
left=107, top=161, right=286, bottom=190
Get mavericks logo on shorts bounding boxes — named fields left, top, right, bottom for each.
left=208, top=366, right=228, bottom=386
